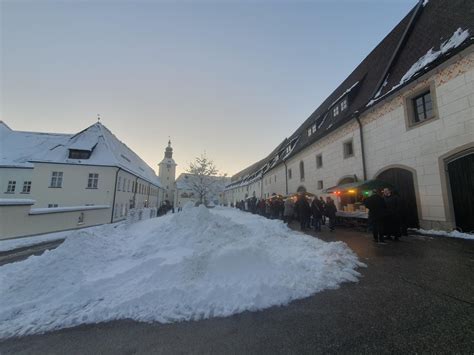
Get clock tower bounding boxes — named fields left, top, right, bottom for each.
left=158, top=140, right=177, bottom=204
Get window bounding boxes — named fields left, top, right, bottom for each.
left=22, top=181, right=32, bottom=193
left=117, top=176, right=121, bottom=191
left=122, top=178, right=126, bottom=191
left=299, top=161, right=305, bottom=181
left=340, top=98, right=348, bottom=111
left=316, top=154, right=323, bottom=169
left=343, top=140, right=354, bottom=159
left=87, top=173, right=99, bottom=189
left=333, top=105, right=339, bottom=117
left=127, top=180, right=131, bottom=192
left=307, top=128, right=312, bottom=137
left=50, top=172, right=63, bottom=188
left=6, top=180, right=16, bottom=193
left=317, top=180, right=324, bottom=190
left=68, top=149, right=91, bottom=159
left=78, top=212, right=85, bottom=225
left=114, top=204, right=119, bottom=218
left=413, top=91, right=433, bottom=123
left=288, top=169, right=292, bottom=179
left=48, top=204, right=59, bottom=208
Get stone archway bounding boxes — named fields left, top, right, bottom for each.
left=445, top=149, right=474, bottom=232
left=376, top=167, right=419, bottom=229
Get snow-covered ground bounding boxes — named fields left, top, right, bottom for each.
left=0, top=206, right=364, bottom=339
left=415, top=229, right=474, bottom=241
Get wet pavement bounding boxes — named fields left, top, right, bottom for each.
left=1, top=223, right=473, bottom=354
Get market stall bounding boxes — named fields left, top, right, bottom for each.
left=324, top=179, right=392, bottom=229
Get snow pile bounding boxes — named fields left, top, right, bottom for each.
left=415, top=228, right=474, bottom=240
left=0, top=206, right=364, bottom=338
left=399, top=27, right=470, bottom=85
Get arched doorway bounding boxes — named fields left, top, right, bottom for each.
left=447, top=152, right=474, bottom=232
left=376, top=167, right=419, bottom=230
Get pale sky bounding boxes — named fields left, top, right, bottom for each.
left=1, top=0, right=415, bottom=176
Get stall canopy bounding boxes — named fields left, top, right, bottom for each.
left=323, top=179, right=393, bottom=194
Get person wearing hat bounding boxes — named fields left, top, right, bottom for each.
left=364, top=189, right=386, bottom=243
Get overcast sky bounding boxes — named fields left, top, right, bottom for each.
left=2, top=0, right=415, bottom=176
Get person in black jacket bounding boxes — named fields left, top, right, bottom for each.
left=311, top=197, right=323, bottom=232
left=295, top=194, right=311, bottom=230
left=383, top=187, right=401, bottom=240
left=325, top=197, right=337, bottom=232
left=364, top=189, right=386, bottom=243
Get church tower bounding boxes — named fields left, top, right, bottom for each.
left=158, top=140, right=177, bottom=204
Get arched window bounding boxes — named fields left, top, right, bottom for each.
left=299, top=161, right=305, bottom=181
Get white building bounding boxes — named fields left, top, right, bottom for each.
left=224, top=0, right=474, bottom=232
left=0, top=121, right=165, bottom=239
left=175, top=173, right=230, bottom=208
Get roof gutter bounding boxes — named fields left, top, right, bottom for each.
left=369, top=0, right=424, bottom=100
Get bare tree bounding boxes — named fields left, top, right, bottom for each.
left=186, top=154, right=225, bottom=205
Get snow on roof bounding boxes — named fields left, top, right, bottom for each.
left=0, top=121, right=70, bottom=168
left=367, top=27, right=471, bottom=107
left=1, top=121, right=162, bottom=187
left=399, top=27, right=470, bottom=85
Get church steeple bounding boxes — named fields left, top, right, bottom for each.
left=165, top=139, right=173, bottom=159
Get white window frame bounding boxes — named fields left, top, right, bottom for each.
left=317, top=180, right=324, bottom=190
left=87, top=173, right=99, bottom=189
left=50, top=172, right=63, bottom=188
left=333, top=105, right=339, bottom=117
left=22, top=181, right=32, bottom=193
left=340, top=98, right=348, bottom=111
left=6, top=180, right=16, bottom=193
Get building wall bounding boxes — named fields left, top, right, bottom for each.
left=286, top=125, right=364, bottom=198
left=0, top=204, right=111, bottom=240
left=361, top=49, right=474, bottom=230
left=0, top=167, right=34, bottom=198
left=28, top=163, right=117, bottom=209
left=226, top=47, right=473, bottom=231
left=262, top=165, right=286, bottom=198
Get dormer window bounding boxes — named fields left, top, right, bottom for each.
left=68, top=149, right=91, bottom=159
left=333, top=106, right=339, bottom=117
left=340, top=97, right=348, bottom=111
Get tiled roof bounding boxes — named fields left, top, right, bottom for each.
left=229, top=0, right=473, bottom=185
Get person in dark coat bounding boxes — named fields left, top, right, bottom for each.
left=325, top=197, right=337, bottom=232
left=364, top=189, right=386, bottom=243
left=319, top=197, right=327, bottom=225
left=295, top=194, right=311, bottom=230
left=311, top=197, right=323, bottom=232
left=383, top=187, right=401, bottom=240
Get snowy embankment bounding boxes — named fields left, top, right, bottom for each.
left=415, top=229, right=474, bottom=241
left=0, top=231, right=69, bottom=253
left=0, top=206, right=364, bottom=338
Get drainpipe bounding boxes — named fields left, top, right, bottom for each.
left=283, top=161, right=289, bottom=195
left=110, top=168, right=121, bottom=223
left=355, top=113, right=367, bottom=181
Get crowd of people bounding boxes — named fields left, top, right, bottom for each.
left=232, top=186, right=405, bottom=244
left=232, top=193, right=339, bottom=233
